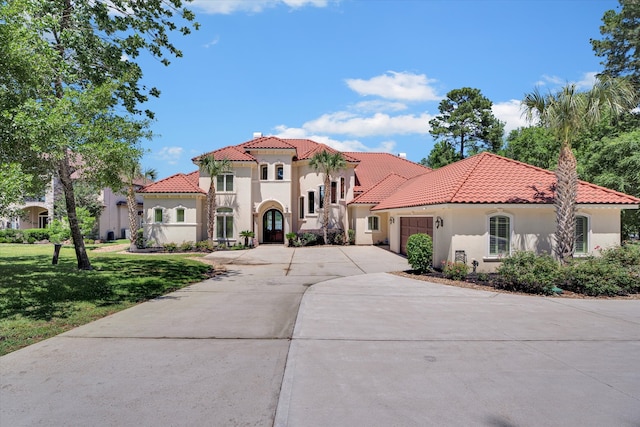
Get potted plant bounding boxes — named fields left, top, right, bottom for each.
left=285, top=232, right=297, bottom=247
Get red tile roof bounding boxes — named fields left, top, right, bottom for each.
left=372, top=152, right=640, bottom=210
left=244, top=137, right=297, bottom=150
left=193, top=145, right=256, bottom=162
left=138, top=170, right=205, bottom=194
left=344, top=152, right=431, bottom=194
left=350, top=173, right=409, bottom=205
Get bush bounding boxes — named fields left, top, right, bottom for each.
left=49, top=220, right=70, bottom=244
left=301, top=232, right=319, bottom=246
left=180, top=241, right=194, bottom=252
left=443, top=261, right=469, bottom=281
left=136, top=228, right=145, bottom=249
left=163, top=242, right=178, bottom=252
left=348, top=229, right=355, bottom=245
left=565, top=257, right=626, bottom=296
left=496, top=251, right=562, bottom=295
left=406, top=233, right=433, bottom=273
left=195, top=240, right=214, bottom=252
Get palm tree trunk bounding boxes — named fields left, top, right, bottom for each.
left=323, top=175, right=330, bottom=244
left=554, top=144, right=578, bottom=264
left=207, top=186, right=216, bottom=245
left=127, top=187, right=138, bottom=252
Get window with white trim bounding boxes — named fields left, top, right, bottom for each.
left=276, top=165, right=284, bottom=180
left=575, top=215, right=588, bottom=254
left=176, top=208, right=185, bottom=223
left=331, top=181, right=337, bottom=204
left=216, top=207, right=233, bottom=240
left=260, top=165, right=268, bottom=180
left=299, top=197, right=305, bottom=219
left=216, top=174, right=234, bottom=192
left=340, top=177, right=345, bottom=200
left=154, top=208, right=163, bottom=223
left=367, top=216, right=380, bottom=232
left=489, top=215, right=510, bottom=256
left=319, top=185, right=325, bottom=209
left=308, top=191, right=315, bottom=214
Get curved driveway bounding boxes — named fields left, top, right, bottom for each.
left=1, top=246, right=639, bottom=426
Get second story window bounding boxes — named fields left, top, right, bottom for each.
left=308, top=191, right=315, bottom=214
left=260, top=165, right=268, bottom=180
left=276, top=165, right=284, bottom=180
left=217, top=174, right=234, bottom=192
left=331, top=181, right=337, bottom=204
left=340, top=177, right=345, bottom=199
left=319, top=185, right=325, bottom=208
left=154, top=208, right=163, bottom=223
left=176, top=208, right=185, bottom=223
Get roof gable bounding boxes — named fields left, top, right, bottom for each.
left=345, top=152, right=431, bottom=194
left=373, top=152, right=640, bottom=210
left=350, top=173, right=409, bottom=205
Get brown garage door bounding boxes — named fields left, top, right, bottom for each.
left=400, top=217, right=433, bottom=255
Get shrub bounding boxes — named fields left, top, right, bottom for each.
left=565, top=257, right=626, bottom=296
left=406, top=233, right=433, bottom=273
left=496, top=251, right=562, bottom=295
left=195, top=240, right=214, bottom=252
left=348, top=229, right=355, bottom=245
left=25, top=229, right=50, bottom=241
left=443, top=261, right=469, bottom=281
left=136, top=228, right=145, bottom=249
left=163, top=242, right=178, bottom=252
left=601, top=244, right=640, bottom=268
left=180, top=241, right=194, bottom=252
left=301, top=232, right=318, bottom=246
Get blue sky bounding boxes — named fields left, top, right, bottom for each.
left=136, top=0, right=618, bottom=179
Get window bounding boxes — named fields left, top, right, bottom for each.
left=260, top=165, right=268, bottom=180
left=489, top=215, right=510, bottom=256
left=216, top=207, right=233, bottom=240
left=299, top=197, right=305, bottom=219
left=176, top=208, right=185, bottom=223
left=308, top=191, right=315, bottom=214
left=331, top=181, right=337, bottom=204
left=575, top=216, right=588, bottom=254
left=216, top=174, right=234, bottom=192
left=276, top=165, right=284, bottom=180
left=367, top=216, right=380, bottom=231
left=319, top=185, right=325, bottom=208
left=340, top=177, right=345, bottom=200
left=154, top=208, right=163, bottom=223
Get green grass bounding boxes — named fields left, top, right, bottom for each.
left=0, top=243, right=212, bottom=356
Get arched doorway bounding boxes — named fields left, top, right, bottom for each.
left=263, top=209, right=284, bottom=243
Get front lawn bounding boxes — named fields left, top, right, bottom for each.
left=0, top=244, right=213, bottom=356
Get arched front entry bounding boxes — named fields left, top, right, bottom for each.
left=263, top=209, right=284, bottom=243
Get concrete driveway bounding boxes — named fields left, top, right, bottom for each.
left=1, top=246, right=639, bottom=426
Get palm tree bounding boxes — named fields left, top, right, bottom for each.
left=309, top=150, right=346, bottom=244
left=199, top=155, right=231, bottom=245
left=522, top=76, right=637, bottom=264
left=124, top=163, right=156, bottom=252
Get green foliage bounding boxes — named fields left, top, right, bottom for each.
left=422, top=140, right=459, bottom=169
left=75, top=207, right=96, bottom=239
left=348, top=229, right=355, bottom=245
left=49, top=219, right=71, bottom=244
left=163, top=242, right=178, bottom=252
left=496, top=251, right=563, bottom=295
left=136, top=228, right=145, bottom=249
left=0, top=163, right=29, bottom=217
left=406, top=233, right=433, bottom=273
left=427, top=87, right=504, bottom=165
left=502, top=127, right=559, bottom=170
left=442, top=261, right=469, bottom=281
left=309, top=150, right=347, bottom=244
left=240, top=230, right=256, bottom=246
left=301, top=232, right=319, bottom=246
left=195, top=240, right=214, bottom=252
left=179, top=241, right=194, bottom=252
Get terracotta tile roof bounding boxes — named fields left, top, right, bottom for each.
left=289, top=141, right=360, bottom=162
left=372, top=152, right=640, bottom=210
left=192, top=145, right=255, bottom=162
left=344, top=152, right=431, bottom=194
left=243, top=137, right=297, bottom=150
left=350, top=173, right=409, bottom=204
left=138, top=170, right=205, bottom=194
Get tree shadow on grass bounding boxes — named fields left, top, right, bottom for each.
left=0, top=254, right=212, bottom=321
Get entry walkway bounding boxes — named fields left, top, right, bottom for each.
left=1, top=246, right=639, bottom=426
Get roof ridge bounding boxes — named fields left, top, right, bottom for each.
left=345, top=152, right=431, bottom=170
left=351, top=173, right=408, bottom=204
left=447, top=152, right=487, bottom=201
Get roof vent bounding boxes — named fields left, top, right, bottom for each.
left=253, top=132, right=263, bottom=139
left=398, top=153, right=407, bottom=159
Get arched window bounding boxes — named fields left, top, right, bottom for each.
left=489, top=215, right=511, bottom=256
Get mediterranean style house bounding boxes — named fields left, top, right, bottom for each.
left=138, top=135, right=640, bottom=272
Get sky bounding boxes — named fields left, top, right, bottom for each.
left=134, top=0, right=620, bottom=179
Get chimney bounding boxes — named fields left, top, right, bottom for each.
left=253, top=132, right=263, bottom=139
left=398, top=153, right=407, bottom=159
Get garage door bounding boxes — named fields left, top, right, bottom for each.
left=400, top=217, right=433, bottom=255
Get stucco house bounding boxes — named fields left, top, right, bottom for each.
left=138, top=135, right=639, bottom=272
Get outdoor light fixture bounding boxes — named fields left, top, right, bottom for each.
left=435, top=216, right=443, bottom=229
left=389, top=217, right=395, bottom=224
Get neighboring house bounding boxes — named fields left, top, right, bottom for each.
left=138, top=135, right=640, bottom=272
left=1, top=176, right=150, bottom=242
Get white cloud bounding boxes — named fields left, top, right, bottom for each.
left=190, top=0, right=330, bottom=14
left=534, top=72, right=598, bottom=90
left=274, top=125, right=397, bottom=153
left=153, top=146, right=184, bottom=165
left=492, top=99, right=529, bottom=134
left=573, top=71, right=597, bottom=90
left=346, top=71, right=441, bottom=102
left=301, top=111, right=433, bottom=137
left=351, top=100, right=408, bottom=113
left=120, top=53, right=130, bottom=62
left=203, top=36, right=220, bottom=48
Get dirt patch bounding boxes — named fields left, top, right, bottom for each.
left=391, top=271, right=640, bottom=300
left=91, top=243, right=130, bottom=253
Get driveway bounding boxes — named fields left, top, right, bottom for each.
left=1, top=246, right=639, bottom=426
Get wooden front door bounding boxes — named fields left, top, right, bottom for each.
left=400, top=217, right=433, bottom=255
left=263, top=209, right=284, bottom=243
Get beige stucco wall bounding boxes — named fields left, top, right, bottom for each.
left=351, top=205, right=388, bottom=245
left=143, top=195, right=204, bottom=245
left=386, top=204, right=629, bottom=273
left=98, top=187, right=144, bottom=240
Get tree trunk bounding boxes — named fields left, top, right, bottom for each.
left=323, top=175, right=330, bottom=244
left=58, top=155, right=92, bottom=270
left=207, top=185, right=216, bottom=245
left=554, top=145, right=578, bottom=264
left=127, top=186, right=138, bottom=252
